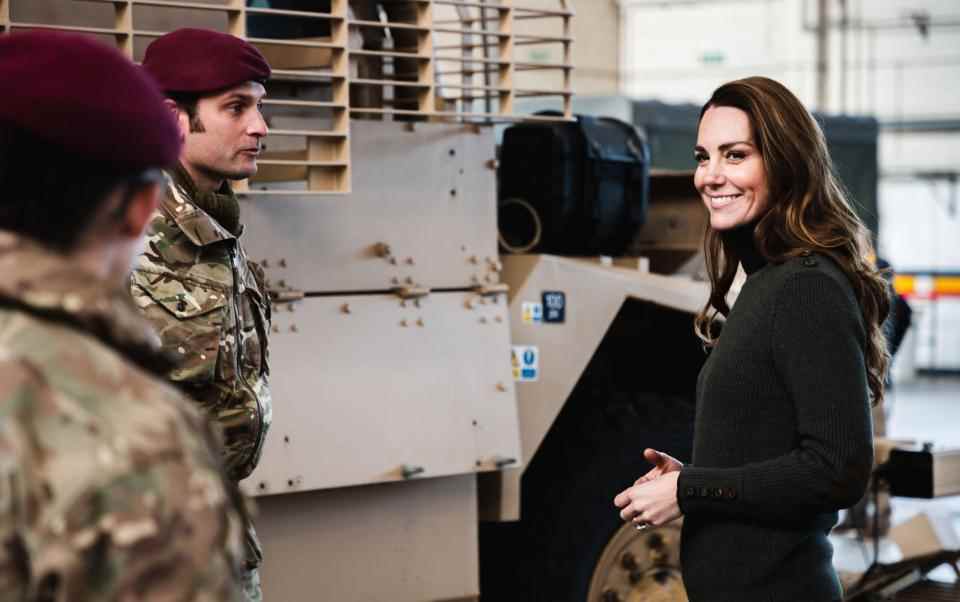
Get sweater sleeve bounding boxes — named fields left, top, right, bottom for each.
left=677, top=269, right=874, bottom=522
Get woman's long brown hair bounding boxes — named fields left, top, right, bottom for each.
left=693, top=76, right=890, bottom=405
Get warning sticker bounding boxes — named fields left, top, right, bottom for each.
left=522, top=302, right=543, bottom=325
left=511, top=345, right=539, bottom=382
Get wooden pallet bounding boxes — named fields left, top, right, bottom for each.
left=844, top=550, right=960, bottom=601
left=898, top=580, right=960, bottom=602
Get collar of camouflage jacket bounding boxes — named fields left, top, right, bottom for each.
left=0, top=230, right=176, bottom=375
left=163, top=164, right=243, bottom=247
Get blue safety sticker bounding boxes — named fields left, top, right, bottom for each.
left=511, top=345, right=539, bottom=382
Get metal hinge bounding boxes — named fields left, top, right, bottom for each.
left=473, top=283, right=509, bottom=297
left=269, top=289, right=305, bottom=304
left=393, top=286, right=431, bottom=300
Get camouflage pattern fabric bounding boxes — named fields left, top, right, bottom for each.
left=241, top=567, right=262, bottom=602
left=130, top=169, right=272, bottom=586
left=130, top=169, right=272, bottom=483
left=0, top=231, right=245, bottom=602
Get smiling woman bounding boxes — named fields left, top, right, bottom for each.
left=614, top=76, right=892, bottom=602
left=693, top=105, right=769, bottom=232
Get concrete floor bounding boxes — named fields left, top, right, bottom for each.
left=831, top=376, right=960, bottom=586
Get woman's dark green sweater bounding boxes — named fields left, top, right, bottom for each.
left=677, top=232, right=874, bottom=602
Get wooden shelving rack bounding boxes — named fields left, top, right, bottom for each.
left=426, top=0, right=573, bottom=121
left=1, top=0, right=573, bottom=194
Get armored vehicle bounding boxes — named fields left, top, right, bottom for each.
left=1, top=2, right=710, bottom=600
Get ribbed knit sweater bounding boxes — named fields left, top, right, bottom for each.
left=677, top=228, right=874, bottom=602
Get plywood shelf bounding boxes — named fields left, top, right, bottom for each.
left=8, top=22, right=128, bottom=35
left=441, top=88, right=571, bottom=100
left=248, top=37, right=345, bottom=50
left=271, top=69, right=346, bottom=82
left=350, top=108, right=573, bottom=124
left=515, top=88, right=572, bottom=97
left=246, top=7, right=341, bottom=20
left=514, top=61, right=573, bottom=71
left=433, top=56, right=510, bottom=66
left=262, top=99, right=347, bottom=110
left=432, top=26, right=509, bottom=38
left=440, top=83, right=509, bottom=93
left=349, top=19, right=429, bottom=32
left=351, top=49, right=431, bottom=61
left=82, top=0, right=240, bottom=10
left=351, top=78, right=431, bottom=88
left=426, top=1, right=572, bottom=16
left=268, top=129, right=348, bottom=139
left=515, top=33, right=573, bottom=44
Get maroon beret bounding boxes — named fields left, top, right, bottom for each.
left=142, top=28, right=271, bottom=94
left=0, top=31, right=181, bottom=171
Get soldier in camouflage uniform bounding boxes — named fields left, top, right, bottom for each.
left=0, top=31, right=244, bottom=601
left=133, top=29, right=273, bottom=601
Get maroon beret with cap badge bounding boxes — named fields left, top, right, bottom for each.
left=142, top=28, right=271, bottom=94
left=0, top=31, right=181, bottom=170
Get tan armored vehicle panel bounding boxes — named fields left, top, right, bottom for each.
left=505, top=255, right=706, bottom=458
left=480, top=255, right=709, bottom=520
left=242, top=289, right=520, bottom=495
left=239, top=121, right=502, bottom=292
left=239, top=122, right=521, bottom=498
left=254, top=474, right=482, bottom=602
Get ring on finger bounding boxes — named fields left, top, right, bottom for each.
left=635, top=521, right=650, bottom=531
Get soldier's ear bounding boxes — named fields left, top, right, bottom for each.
left=164, top=98, right=189, bottom=143
left=123, top=182, right=162, bottom=238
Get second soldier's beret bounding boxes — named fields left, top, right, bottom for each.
left=142, top=28, right=272, bottom=94
left=0, top=31, right=181, bottom=171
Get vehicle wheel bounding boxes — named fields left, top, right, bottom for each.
left=587, top=520, right=687, bottom=602
left=517, top=391, right=692, bottom=602
left=480, top=301, right=701, bottom=602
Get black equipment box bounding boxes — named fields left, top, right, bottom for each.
left=883, top=446, right=960, bottom=498
left=498, top=112, right=651, bottom=256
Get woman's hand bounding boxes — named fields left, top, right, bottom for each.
left=633, top=448, right=683, bottom=485
left=613, top=449, right=684, bottom=527
left=614, top=472, right=682, bottom=527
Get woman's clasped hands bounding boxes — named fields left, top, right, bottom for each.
left=614, top=448, right=684, bottom=529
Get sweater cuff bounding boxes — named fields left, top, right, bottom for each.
left=677, top=467, right=742, bottom=516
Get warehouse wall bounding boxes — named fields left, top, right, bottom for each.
left=620, top=0, right=960, bottom=371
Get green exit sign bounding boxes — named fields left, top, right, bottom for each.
left=700, top=51, right=725, bottom=65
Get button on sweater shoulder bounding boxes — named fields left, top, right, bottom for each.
left=677, top=236, right=873, bottom=602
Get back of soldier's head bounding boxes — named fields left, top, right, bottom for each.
left=0, top=31, right=180, bottom=252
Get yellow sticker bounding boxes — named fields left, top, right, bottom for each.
left=521, top=302, right=543, bottom=325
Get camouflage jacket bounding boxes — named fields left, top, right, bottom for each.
left=130, top=169, right=272, bottom=483
left=0, top=231, right=244, bottom=602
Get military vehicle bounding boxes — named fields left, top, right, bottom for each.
left=2, top=2, right=710, bottom=600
